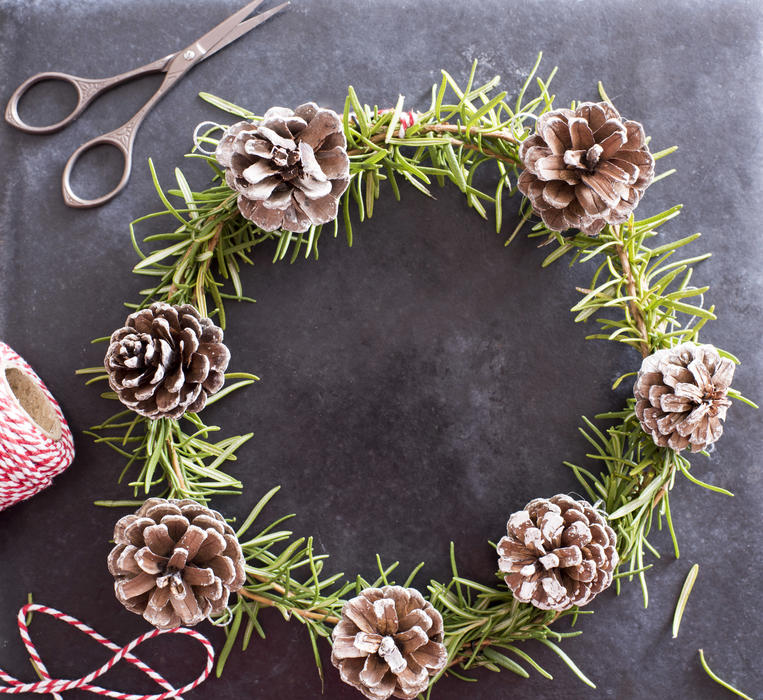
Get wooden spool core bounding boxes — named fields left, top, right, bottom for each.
left=5, top=367, right=62, bottom=441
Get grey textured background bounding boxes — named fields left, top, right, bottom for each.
left=0, top=0, right=761, bottom=698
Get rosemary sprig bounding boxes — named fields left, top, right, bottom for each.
left=77, top=367, right=257, bottom=502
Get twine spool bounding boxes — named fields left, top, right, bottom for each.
left=0, top=342, right=74, bottom=510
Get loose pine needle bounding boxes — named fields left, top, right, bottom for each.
left=672, top=564, right=699, bottom=637
left=698, top=650, right=753, bottom=699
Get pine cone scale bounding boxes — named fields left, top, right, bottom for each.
left=119, top=571, right=155, bottom=598
left=395, top=626, right=428, bottom=654
left=169, top=582, right=201, bottom=623
left=333, top=636, right=369, bottom=659
left=358, top=656, right=386, bottom=687
left=316, top=146, right=350, bottom=177
left=134, top=546, right=165, bottom=573
left=195, top=528, right=225, bottom=562
left=542, top=181, right=574, bottom=207
left=569, top=118, right=594, bottom=149
left=398, top=608, right=431, bottom=633
left=411, top=641, right=447, bottom=669
left=145, top=524, right=174, bottom=554
left=159, top=515, right=186, bottom=542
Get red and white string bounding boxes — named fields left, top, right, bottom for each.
left=0, top=343, right=75, bottom=510
left=377, top=108, right=418, bottom=130
left=0, top=604, right=214, bottom=699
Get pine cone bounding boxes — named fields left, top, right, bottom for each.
left=331, top=586, right=447, bottom=700
left=216, top=103, right=350, bottom=233
left=518, top=101, right=654, bottom=235
left=497, top=495, right=618, bottom=611
left=634, top=342, right=734, bottom=452
left=104, top=302, right=230, bottom=420
left=108, top=498, right=246, bottom=629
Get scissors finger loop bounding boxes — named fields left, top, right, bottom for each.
left=62, top=128, right=135, bottom=208
left=4, top=72, right=111, bottom=135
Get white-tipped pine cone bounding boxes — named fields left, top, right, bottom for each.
left=216, top=103, right=350, bottom=233
left=634, top=342, right=734, bottom=452
left=331, top=586, right=447, bottom=700
left=518, top=101, right=654, bottom=235
left=108, top=498, right=246, bottom=629
left=104, top=302, right=229, bottom=420
left=497, top=495, right=618, bottom=611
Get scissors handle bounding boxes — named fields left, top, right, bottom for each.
left=60, top=52, right=197, bottom=209
left=5, top=72, right=115, bottom=134
left=4, top=55, right=175, bottom=135
left=61, top=115, right=139, bottom=208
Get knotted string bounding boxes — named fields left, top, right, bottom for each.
left=377, top=108, right=418, bottom=130
left=0, top=604, right=214, bottom=699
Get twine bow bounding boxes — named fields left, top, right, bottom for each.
left=0, top=604, right=214, bottom=699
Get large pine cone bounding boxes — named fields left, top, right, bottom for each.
left=108, top=498, right=246, bottom=629
left=497, top=495, right=618, bottom=611
left=216, top=103, right=350, bottom=233
left=518, top=101, right=654, bottom=235
left=331, top=586, right=447, bottom=700
left=634, top=342, right=734, bottom=452
left=104, top=302, right=230, bottom=420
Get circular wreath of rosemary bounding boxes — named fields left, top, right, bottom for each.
left=79, top=57, right=756, bottom=697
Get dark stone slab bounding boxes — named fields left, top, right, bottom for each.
left=0, top=1, right=760, bottom=698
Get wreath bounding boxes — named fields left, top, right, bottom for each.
left=75, top=59, right=755, bottom=698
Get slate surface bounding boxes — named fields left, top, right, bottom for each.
left=0, top=1, right=761, bottom=698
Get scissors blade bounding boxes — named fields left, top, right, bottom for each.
left=185, top=0, right=278, bottom=59
left=159, top=0, right=288, bottom=87
left=203, top=2, right=290, bottom=60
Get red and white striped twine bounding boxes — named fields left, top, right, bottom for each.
left=0, top=604, right=214, bottom=699
left=377, top=108, right=418, bottom=130
left=0, top=342, right=75, bottom=510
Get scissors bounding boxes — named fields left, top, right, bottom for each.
left=4, top=0, right=288, bottom=208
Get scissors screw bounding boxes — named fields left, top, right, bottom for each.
left=183, top=50, right=196, bottom=60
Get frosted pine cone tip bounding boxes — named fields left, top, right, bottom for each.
left=331, top=585, right=447, bottom=700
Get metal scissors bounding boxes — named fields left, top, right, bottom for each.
left=4, top=0, right=288, bottom=208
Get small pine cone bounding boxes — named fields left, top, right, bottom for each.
left=104, top=302, right=230, bottom=420
left=108, top=498, right=246, bottom=629
left=331, top=586, right=447, bottom=700
left=518, top=101, right=654, bottom=235
left=216, top=103, right=350, bottom=233
left=497, top=495, right=618, bottom=612
left=634, top=342, right=734, bottom=452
